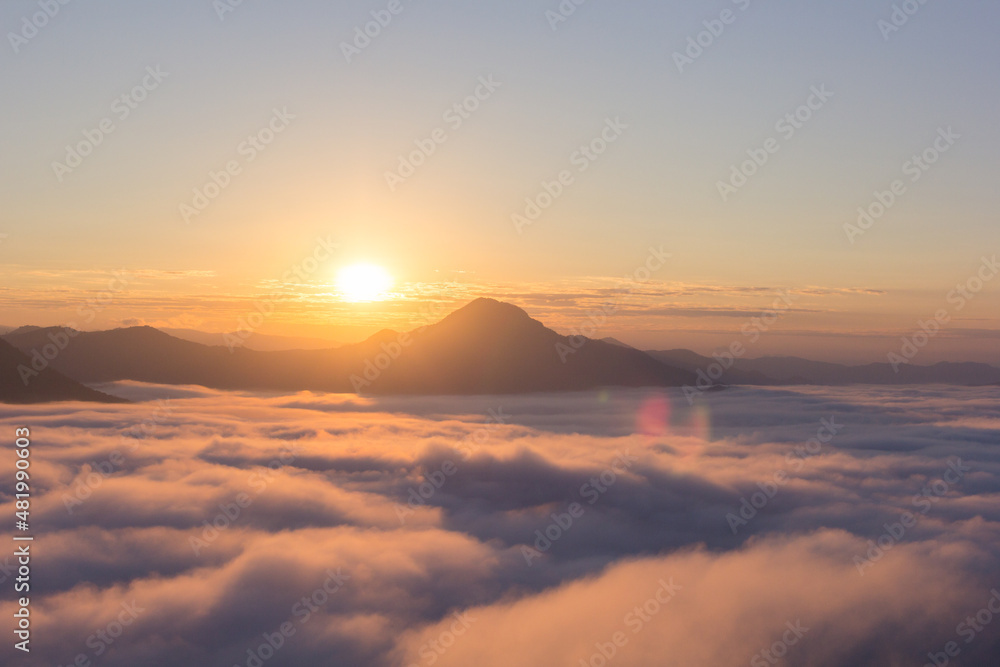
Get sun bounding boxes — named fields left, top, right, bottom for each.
left=336, top=263, right=394, bottom=303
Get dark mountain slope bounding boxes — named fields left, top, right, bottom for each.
left=0, top=338, right=127, bottom=404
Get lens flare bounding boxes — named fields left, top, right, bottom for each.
left=637, top=394, right=672, bottom=437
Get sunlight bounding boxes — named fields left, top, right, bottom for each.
left=336, top=263, right=393, bottom=303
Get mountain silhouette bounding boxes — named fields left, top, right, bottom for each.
left=2, top=299, right=696, bottom=395
left=7, top=299, right=996, bottom=399
left=648, top=350, right=1000, bottom=386
left=349, top=298, right=695, bottom=393
left=647, top=349, right=777, bottom=385
left=0, top=338, right=127, bottom=404
left=160, top=328, right=339, bottom=351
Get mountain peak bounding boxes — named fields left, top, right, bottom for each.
left=7, top=325, right=43, bottom=336
left=430, top=299, right=542, bottom=341
left=361, top=329, right=403, bottom=346
left=445, top=297, right=533, bottom=322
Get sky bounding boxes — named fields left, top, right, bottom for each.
left=1, top=0, right=998, bottom=363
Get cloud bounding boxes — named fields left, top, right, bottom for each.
left=395, top=531, right=992, bottom=667
left=0, top=383, right=998, bottom=666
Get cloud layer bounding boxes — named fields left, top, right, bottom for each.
left=1, top=383, right=999, bottom=666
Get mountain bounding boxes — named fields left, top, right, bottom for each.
left=648, top=350, right=1000, bottom=386
left=2, top=300, right=696, bottom=395
left=2, top=326, right=325, bottom=391
left=0, top=338, right=127, bottom=404
left=6, top=326, right=39, bottom=335
left=159, top=328, right=340, bottom=352
left=738, top=356, right=1000, bottom=385
left=600, top=337, right=637, bottom=350
left=7, top=300, right=998, bottom=398
left=349, top=299, right=695, bottom=393
left=647, top=349, right=778, bottom=386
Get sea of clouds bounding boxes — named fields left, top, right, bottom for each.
left=1, top=383, right=999, bottom=667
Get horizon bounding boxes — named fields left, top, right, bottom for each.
left=3, top=295, right=1000, bottom=368
left=3, top=3, right=1000, bottom=666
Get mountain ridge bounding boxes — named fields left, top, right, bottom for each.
left=1, top=299, right=696, bottom=397
left=647, top=350, right=1000, bottom=386
left=4, top=299, right=998, bottom=402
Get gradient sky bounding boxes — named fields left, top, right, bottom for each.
left=1, top=0, right=998, bottom=362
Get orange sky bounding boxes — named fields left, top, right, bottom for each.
left=1, top=2, right=998, bottom=365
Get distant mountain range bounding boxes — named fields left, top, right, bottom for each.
left=159, top=328, right=340, bottom=351
left=0, top=338, right=127, bottom=404
left=2, top=298, right=998, bottom=404
left=0, top=299, right=694, bottom=401
left=647, top=350, right=1000, bottom=386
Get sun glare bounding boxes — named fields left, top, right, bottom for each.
left=336, top=263, right=393, bottom=303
